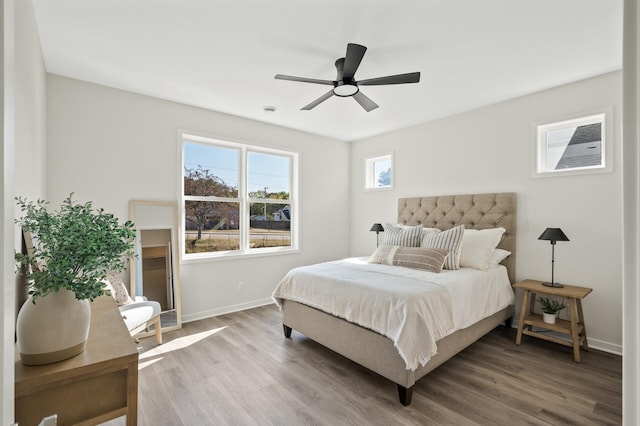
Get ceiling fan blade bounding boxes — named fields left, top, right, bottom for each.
left=358, top=72, right=421, bottom=86
left=301, top=89, right=335, bottom=110
left=275, top=74, right=335, bottom=85
left=353, top=91, right=379, bottom=112
left=342, top=43, right=367, bottom=80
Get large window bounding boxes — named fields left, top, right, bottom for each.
left=181, top=133, right=298, bottom=259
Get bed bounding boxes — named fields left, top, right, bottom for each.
left=273, top=192, right=516, bottom=406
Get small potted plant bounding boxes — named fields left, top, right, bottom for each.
left=15, top=194, right=136, bottom=365
left=537, top=296, right=566, bottom=324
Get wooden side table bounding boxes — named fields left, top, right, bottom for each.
left=15, top=296, right=139, bottom=425
left=514, top=279, right=592, bottom=362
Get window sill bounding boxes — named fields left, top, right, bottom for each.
left=181, top=247, right=301, bottom=264
left=364, top=186, right=393, bottom=192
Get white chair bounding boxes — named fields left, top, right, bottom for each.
left=104, top=272, right=163, bottom=345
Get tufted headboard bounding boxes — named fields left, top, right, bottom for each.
left=397, top=192, right=517, bottom=283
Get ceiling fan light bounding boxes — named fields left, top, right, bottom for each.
left=333, top=84, right=359, bottom=97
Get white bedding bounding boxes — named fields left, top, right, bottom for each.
left=272, top=257, right=514, bottom=370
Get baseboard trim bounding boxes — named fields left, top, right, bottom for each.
left=584, top=337, right=622, bottom=355
left=182, top=298, right=274, bottom=323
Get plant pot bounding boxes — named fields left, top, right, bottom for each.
left=16, top=288, right=91, bottom=365
left=543, top=312, right=557, bottom=324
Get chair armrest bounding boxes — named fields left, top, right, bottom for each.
left=118, top=301, right=161, bottom=332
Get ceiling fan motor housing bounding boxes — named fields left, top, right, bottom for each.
left=333, top=57, right=359, bottom=97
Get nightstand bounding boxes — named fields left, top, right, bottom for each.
left=514, top=279, right=592, bottom=362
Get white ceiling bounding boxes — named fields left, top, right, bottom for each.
left=31, top=0, right=623, bottom=142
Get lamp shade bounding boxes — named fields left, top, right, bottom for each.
left=538, top=228, right=569, bottom=243
left=370, top=223, right=384, bottom=232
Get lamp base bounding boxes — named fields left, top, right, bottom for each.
left=542, top=282, right=564, bottom=288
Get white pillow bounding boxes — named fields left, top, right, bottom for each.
left=459, top=227, right=506, bottom=271
left=489, top=249, right=511, bottom=268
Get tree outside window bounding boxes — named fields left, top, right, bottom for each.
left=181, top=136, right=297, bottom=258
left=365, top=153, right=393, bottom=190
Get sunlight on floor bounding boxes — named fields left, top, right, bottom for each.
left=138, top=357, right=163, bottom=371
left=139, top=326, right=227, bottom=360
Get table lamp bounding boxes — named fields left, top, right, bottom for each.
left=370, top=223, right=384, bottom=247
left=538, top=227, right=570, bottom=288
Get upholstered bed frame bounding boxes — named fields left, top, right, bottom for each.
left=281, top=192, right=517, bottom=405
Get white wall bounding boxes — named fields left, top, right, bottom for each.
left=46, top=75, right=351, bottom=322
left=350, top=72, right=623, bottom=353
left=2, top=0, right=47, bottom=422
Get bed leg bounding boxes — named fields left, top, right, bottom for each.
left=283, top=325, right=292, bottom=338
left=397, top=385, right=413, bottom=406
left=504, top=316, right=513, bottom=329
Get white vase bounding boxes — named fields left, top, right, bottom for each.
left=17, top=288, right=91, bottom=365
left=543, top=312, right=557, bottom=324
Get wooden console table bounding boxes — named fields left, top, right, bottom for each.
left=15, top=296, right=139, bottom=426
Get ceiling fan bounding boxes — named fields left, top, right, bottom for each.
left=275, top=43, right=420, bottom=112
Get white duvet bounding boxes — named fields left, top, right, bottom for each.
left=272, top=257, right=514, bottom=371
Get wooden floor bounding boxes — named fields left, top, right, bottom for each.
left=104, top=304, right=622, bottom=426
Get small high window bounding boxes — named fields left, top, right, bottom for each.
left=365, top=153, right=393, bottom=190
left=533, top=108, right=612, bottom=177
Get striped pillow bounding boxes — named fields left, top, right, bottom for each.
left=368, top=246, right=449, bottom=273
left=421, top=224, right=465, bottom=270
left=382, top=223, right=423, bottom=247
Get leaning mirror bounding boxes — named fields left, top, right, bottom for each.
left=129, top=200, right=182, bottom=333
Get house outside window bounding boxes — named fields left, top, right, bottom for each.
left=181, top=132, right=298, bottom=259
left=533, top=108, right=613, bottom=178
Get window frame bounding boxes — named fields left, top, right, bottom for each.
left=179, top=131, right=299, bottom=262
left=364, top=152, right=394, bottom=191
left=532, top=107, right=613, bottom=178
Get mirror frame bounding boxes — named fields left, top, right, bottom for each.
left=129, top=200, right=182, bottom=334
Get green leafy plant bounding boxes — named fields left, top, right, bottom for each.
left=537, top=296, right=566, bottom=315
left=15, top=194, right=136, bottom=302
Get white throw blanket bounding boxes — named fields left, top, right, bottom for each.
left=272, top=258, right=457, bottom=370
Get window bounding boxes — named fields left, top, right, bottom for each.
left=181, top=133, right=298, bottom=259
left=365, top=153, right=393, bottom=190
left=533, top=108, right=613, bottom=177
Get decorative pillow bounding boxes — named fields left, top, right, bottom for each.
left=421, top=224, right=465, bottom=270
left=488, top=248, right=511, bottom=269
left=396, top=223, right=441, bottom=238
left=368, top=246, right=449, bottom=273
left=459, top=227, right=506, bottom=271
left=422, top=227, right=441, bottom=237
left=104, top=272, right=133, bottom=306
left=382, top=223, right=423, bottom=247
left=396, top=223, right=440, bottom=238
